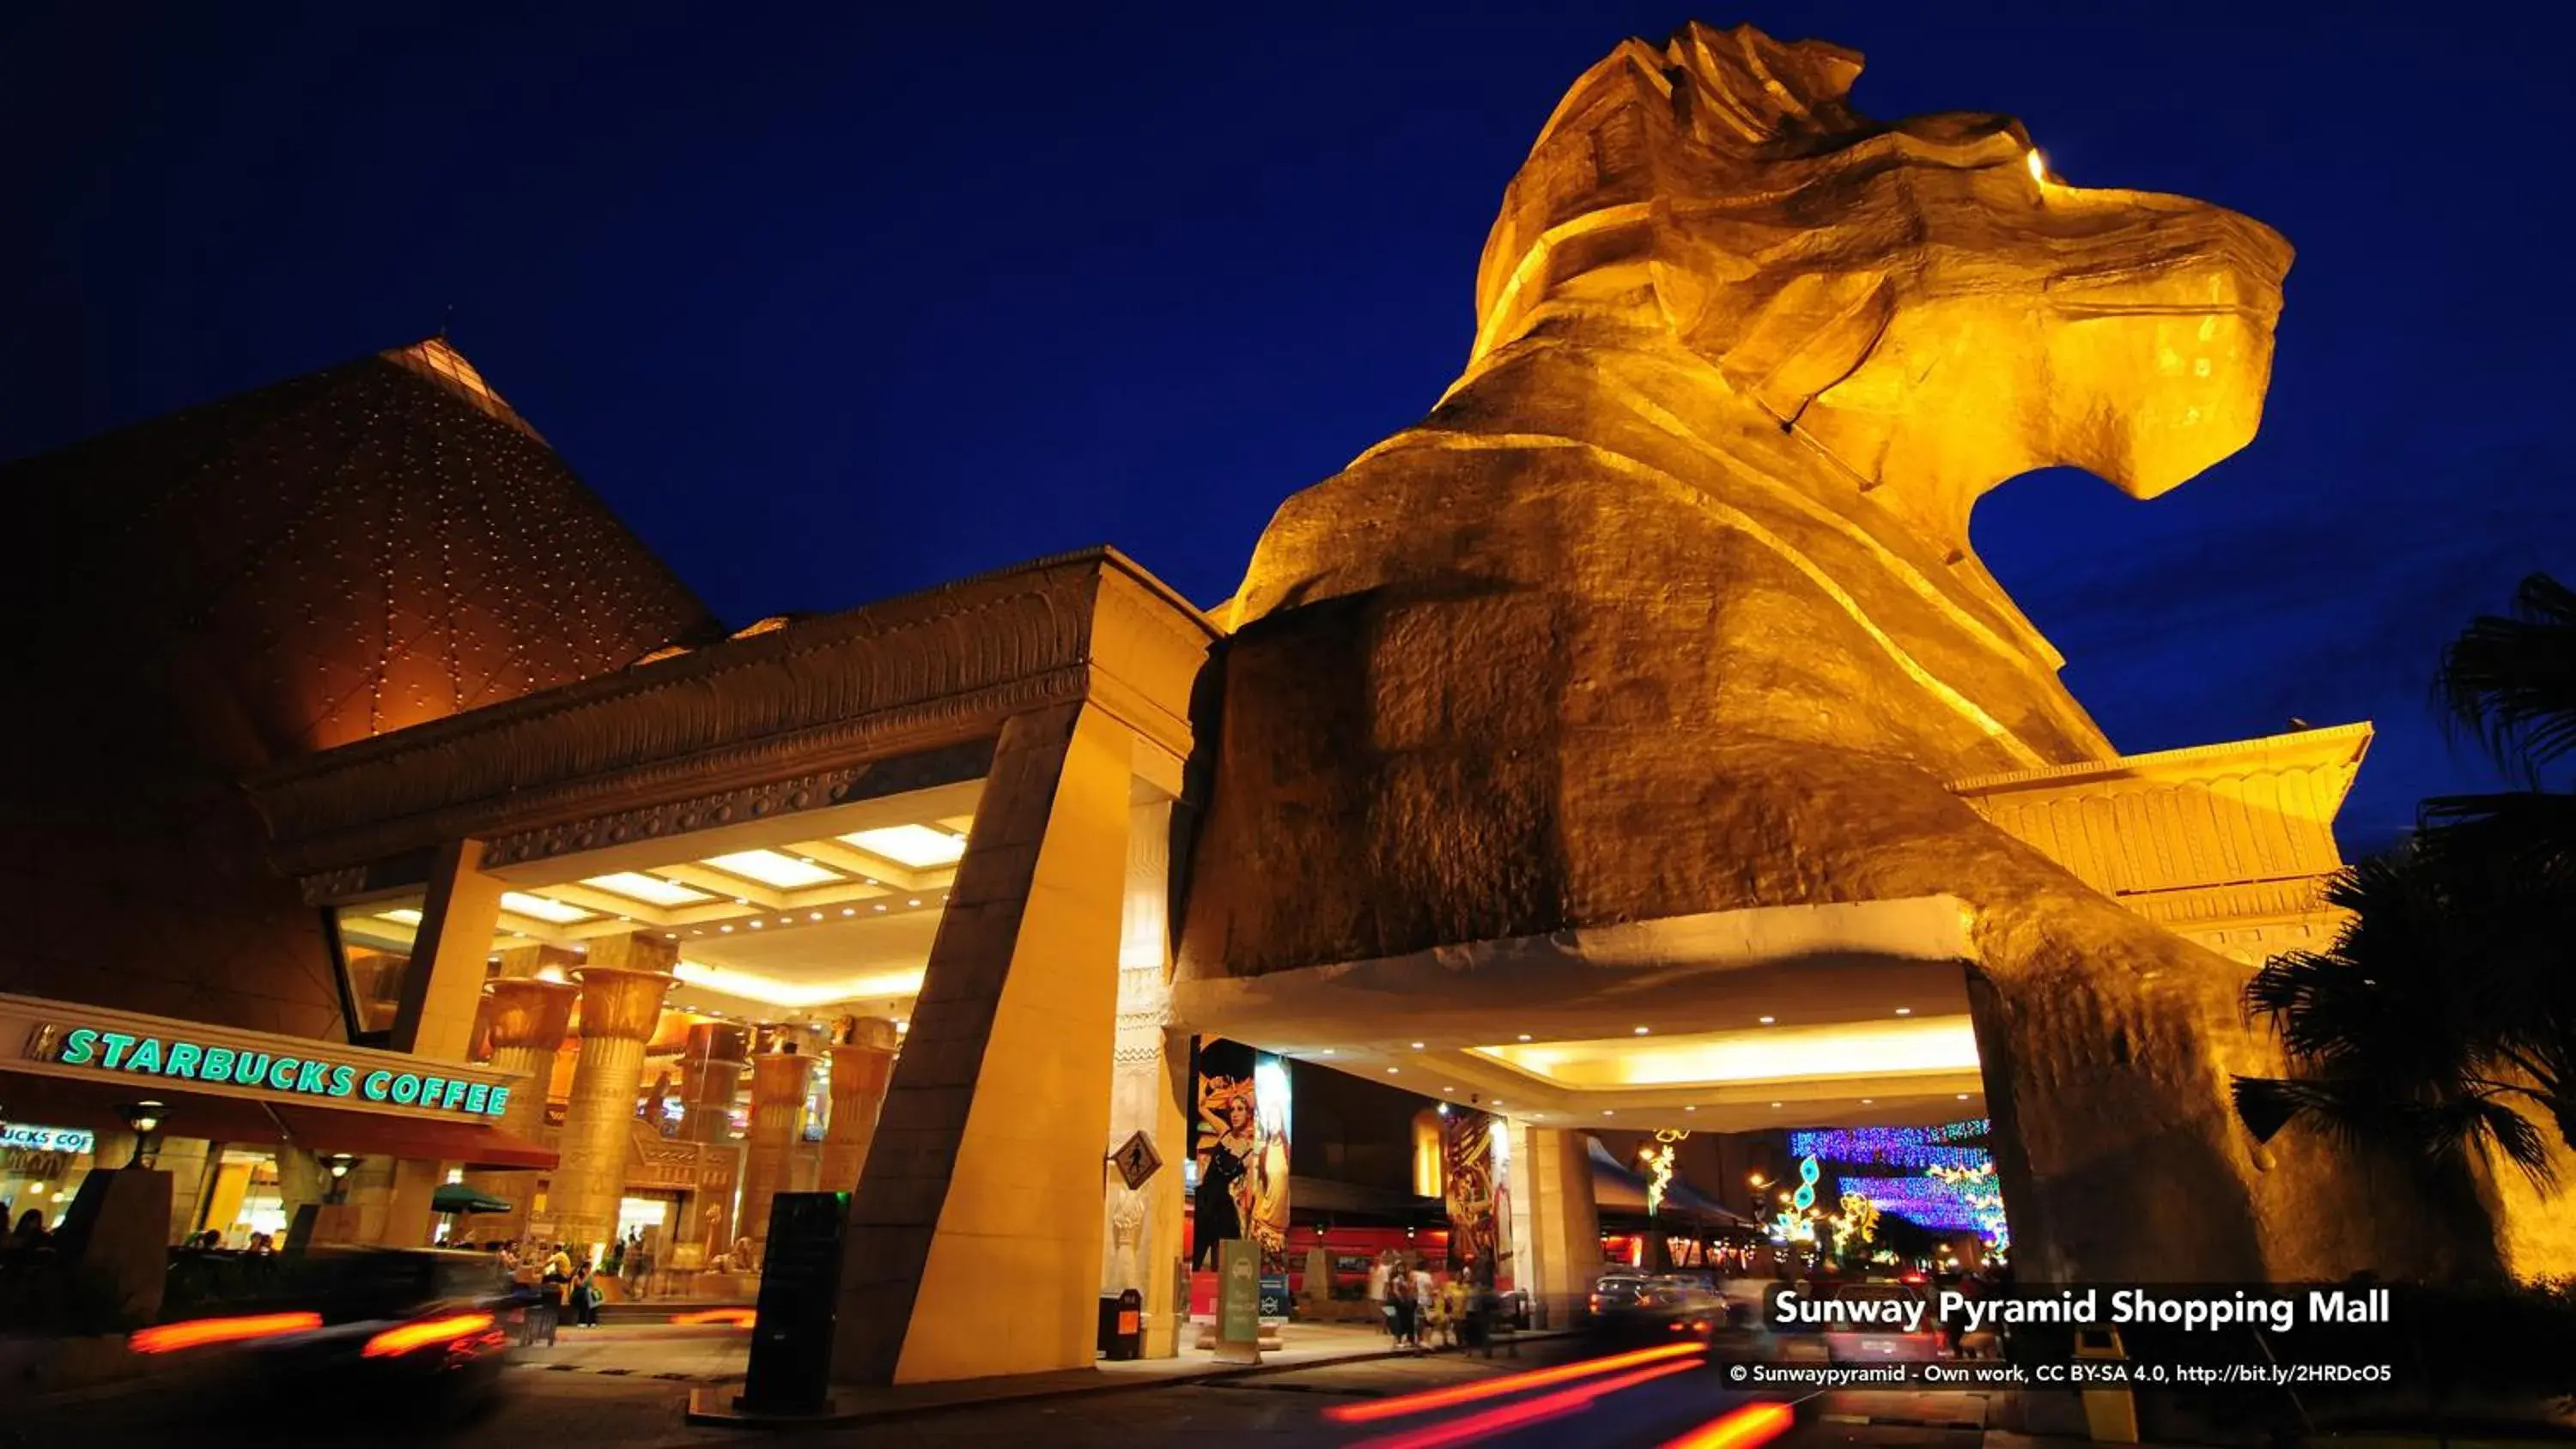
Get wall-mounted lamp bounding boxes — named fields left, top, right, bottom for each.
left=118, top=1100, right=167, bottom=1167
left=323, top=1153, right=359, bottom=1204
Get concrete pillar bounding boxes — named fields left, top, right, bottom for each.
left=1101, top=796, right=1188, bottom=1357
left=739, top=1046, right=814, bottom=1246
left=821, top=1021, right=901, bottom=1193
left=1526, top=1127, right=1603, bottom=1325
left=153, top=1137, right=216, bottom=1246
left=464, top=975, right=577, bottom=1242
left=555, top=943, right=675, bottom=1258
left=677, top=1021, right=750, bottom=1248
left=833, top=701, right=1136, bottom=1385
left=391, top=839, right=507, bottom=1062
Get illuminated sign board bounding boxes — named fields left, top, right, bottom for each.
left=43, top=1028, right=508, bottom=1119
left=1, top=1123, right=94, bottom=1154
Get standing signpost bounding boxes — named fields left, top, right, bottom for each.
left=1213, top=1237, right=1262, bottom=1365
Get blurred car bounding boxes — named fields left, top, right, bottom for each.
left=1820, top=1278, right=1941, bottom=1364
left=128, top=1246, right=520, bottom=1426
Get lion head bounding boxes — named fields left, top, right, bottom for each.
left=1464, top=21, right=2292, bottom=544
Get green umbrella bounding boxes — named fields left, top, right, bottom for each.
left=431, top=1184, right=513, bottom=1216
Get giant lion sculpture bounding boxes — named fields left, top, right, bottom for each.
left=1179, top=23, right=2483, bottom=1282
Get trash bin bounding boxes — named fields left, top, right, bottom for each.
left=2072, top=1328, right=2139, bottom=1444
left=1097, top=1288, right=1143, bottom=1361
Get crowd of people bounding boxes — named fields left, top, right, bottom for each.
left=1367, top=1252, right=1512, bottom=1355
left=487, top=1228, right=653, bottom=1343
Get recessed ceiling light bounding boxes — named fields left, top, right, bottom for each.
left=1385, top=1067, right=1399, bottom=1075
left=1442, top=1087, right=1454, bottom=1094
left=1318, top=1049, right=1334, bottom=1057
left=908, top=899, right=922, bottom=907
left=1409, top=1041, right=1425, bottom=1050
left=1957, top=1093, right=1971, bottom=1100
left=1633, top=1027, right=1649, bottom=1035
left=720, top=925, right=734, bottom=933
left=809, top=912, right=823, bottom=922
left=1759, top=1016, right=1776, bottom=1025
left=1861, top=1098, right=1874, bottom=1104
left=874, top=904, right=888, bottom=912
left=1602, top=1110, right=1614, bottom=1116
left=1895, top=1007, right=1911, bottom=1016
left=1770, top=1101, right=1782, bottom=1108
left=377, top=907, right=424, bottom=925
left=748, top=921, right=763, bottom=930
left=1684, top=1106, right=1697, bottom=1113
left=691, top=929, right=704, bottom=936
left=662, top=932, right=677, bottom=939
left=1517, top=1034, right=1532, bottom=1042
left=841, top=907, right=855, bottom=917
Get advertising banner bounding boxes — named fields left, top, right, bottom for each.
left=1188, top=1037, right=1289, bottom=1267
left=1440, top=1104, right=1501, bottom=1282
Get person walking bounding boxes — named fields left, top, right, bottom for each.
left=1388, top=1264, right=1419, bottom=1350
left=533, top=1242, right=572, bottom=1346
left=574, top=1259, right=605, bottom=1327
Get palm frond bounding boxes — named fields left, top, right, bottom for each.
left=2436, top=573, right=2576, bottom=784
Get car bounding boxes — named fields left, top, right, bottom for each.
left=124, top=1246, right=522, bottom=1426
left=1588, top=1274, right=1658, bottom=1318
left=1819, top=1279, right=1941, bottom=1364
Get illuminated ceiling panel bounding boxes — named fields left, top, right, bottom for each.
left=374, top=907, right=424, bottom=925
left=701, top=849, right=844, bottom=889
left=671, top=960, right=926, bottom=1009
left=498, top=891, right=596, bottom=925
left=837, top=825, right=966, bottom=869
left=581, top=871, right=715, bottom=906
left=1468, top=1017, right=1979, bottom=1088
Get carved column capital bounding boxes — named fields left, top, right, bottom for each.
left=483, top=977, right=579, bottom=1053
left=570, top=966, right=676, bottom=1042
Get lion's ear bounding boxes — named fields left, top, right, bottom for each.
left=1708, top=271, right=1895, bottom=422
left=1665, top=23, right=1866, bottom=146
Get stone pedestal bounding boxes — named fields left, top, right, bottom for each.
left=821, top=1022, right=900, bottom=1192
left=555, top=953, right=675, bottom=1257
left=465, top=975, right=578, bottom=1243
left=739, top=1046, right=813, bottom=1245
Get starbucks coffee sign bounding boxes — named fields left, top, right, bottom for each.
left=5, top=992, right=519, bottom=1122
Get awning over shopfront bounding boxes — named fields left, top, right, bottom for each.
left=0, top=1069, right=554, bottom=1170
left=433, top=1184, right=515, bottom=1215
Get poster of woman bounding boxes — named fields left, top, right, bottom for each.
left=1442, top=1105, right=1499, bottom=1282
left=1189, top=1037, right=1291, bottom=1267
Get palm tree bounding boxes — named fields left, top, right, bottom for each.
left=2235, top=574, right=2576, bottom=1185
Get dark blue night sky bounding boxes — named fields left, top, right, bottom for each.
left=6, top=3, right=2570, bottom=854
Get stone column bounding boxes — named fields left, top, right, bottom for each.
left=739, top=1046, right=814, bottom=1246
left=821, top=1021, right=901, bottom=1193
left=554, top=941, right=675, bottom=1258
left=1525, top=1126, right=1603, bottom=1325
left=833, top=701, right=1137, bottom=1385
left=678, top=1021, right=750, bottom=1249
left=465, top=975, right=577, bottom=1243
